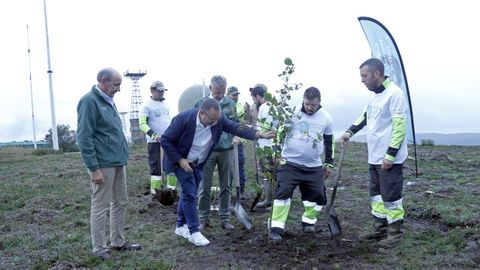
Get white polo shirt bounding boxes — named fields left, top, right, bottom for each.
left=364, top=83, right=408, bottom=164
left=187, top=111, right=214, bottom=164
left=281, top=106, right=333, bottom=167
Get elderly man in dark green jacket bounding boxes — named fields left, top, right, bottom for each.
left=77, top=67, right=141, bottom=260
left=194, top=75, right=238, bottom=230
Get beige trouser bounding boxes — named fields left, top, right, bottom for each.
left=90, top=166, right=127, bottom=253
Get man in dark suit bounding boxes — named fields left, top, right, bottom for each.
left=161, top=98, right=274, bottom=246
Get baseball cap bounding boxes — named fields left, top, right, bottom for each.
left=151, top=81, right=167, bottom=91
left=249, top=86, right=266, bottom=97
left=227, top=86, right=239, bottom=95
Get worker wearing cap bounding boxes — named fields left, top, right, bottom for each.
left=194, top=75, right=238, bottom=230
left=250, top=84, right=276, bottom=209
left=139, top=81, right=177, bottom=196
left=227, top=86, right=249, bottom=200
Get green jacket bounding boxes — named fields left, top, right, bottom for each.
left=77, top=86, right=129, bottom=171
left=194, top=96, right=237, bottom=151
left=235, top=101, right=246, bottom=122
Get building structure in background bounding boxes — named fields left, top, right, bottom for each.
left=0, top=140, right=49, bottom=149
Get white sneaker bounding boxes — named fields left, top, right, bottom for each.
left=188, top=232, right=210, bottom=246
left=175, top=224, right=190, bottom=239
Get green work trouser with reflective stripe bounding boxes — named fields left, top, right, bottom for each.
left=369, top=163, right=405, bottom=223
left=271, top=162, right=326, bottom=233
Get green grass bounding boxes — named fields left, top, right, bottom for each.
left=1, top=142, right=479, bottom=269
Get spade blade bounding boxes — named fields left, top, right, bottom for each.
left=326, top=205, right=342, bottom=237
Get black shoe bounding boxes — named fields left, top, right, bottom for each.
left=359, top=230, right=388, bottom=242
left=303, top=224, right=316, bottom=233
left=93, top=248, right=111, bottom=260
left=256, top=200, right=272, bottom=208
left=270, top=232, right=283, bottom=241
left=111, top=242, right=142, bottom=251
left=221, top=221, right=235, bottom=230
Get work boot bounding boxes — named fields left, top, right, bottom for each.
left=378, top=220, right=404, bottom=248
left=221, top=221, right=235, bottom=230
left=92, top=248, right=111, bottom=261
left=302, top=222, right=316, bottom=233
left=256, top=180, right=272, bottom=208
left=270, top=227, right=283, bottom=241
left=359, top=216, right=388, bottom=242
left=270, top=232, right=283, bottom=241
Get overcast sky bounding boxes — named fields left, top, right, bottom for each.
left=1, top=0, right=479, bottom=142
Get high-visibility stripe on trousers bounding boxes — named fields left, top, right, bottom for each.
left=302, top=200, right=323, bottom=225
left=370, top=195, right=404, bottom=224
left=150, top=175, right=162, bottom=194
left=271, top=198, right=291, bottom=229
left=271, top=198, right=324, bottom=229
left=166, top=173, right=177, bottom=190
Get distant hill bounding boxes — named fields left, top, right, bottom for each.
left=350, top=132, right=480, bottom=146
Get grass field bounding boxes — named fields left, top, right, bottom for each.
left=1, top=142, right=479, bottom=269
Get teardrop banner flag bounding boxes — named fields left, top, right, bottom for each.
left=358, top=16, right=418, bottom=177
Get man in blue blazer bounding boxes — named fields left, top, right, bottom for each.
left=161, top=98, right=275, bottom=246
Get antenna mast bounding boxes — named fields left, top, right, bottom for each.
left=26, top=25, right=37, bottom=149
left=43, top=0, right=59, bottom=150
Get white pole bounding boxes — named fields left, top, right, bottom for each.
left=26, top=25, right=38, bottom=149
left=202, top=78, right=206, bottom=97
left=43, top=0, right=59, bottom=150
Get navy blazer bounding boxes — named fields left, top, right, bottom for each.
left=161, top=108, right=258, bottom=167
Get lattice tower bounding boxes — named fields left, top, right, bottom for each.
left=124, top=70, right=147, bottom=144
left=124, top=70, right=147, bottom=119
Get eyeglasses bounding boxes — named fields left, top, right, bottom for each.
left=202, top=111, right=223, bottom=126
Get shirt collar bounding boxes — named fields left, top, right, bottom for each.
left=371, top=76, right=391, bottom=94
left=95, top=85, right=115, bottom=106
left=209, top=94, right=224, bottom=103
left=196, top=111, right=203, bottom=127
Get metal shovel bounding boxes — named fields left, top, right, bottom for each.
left=250, top=142, right=262, bottom=212
left=325, top=144, right=347, bottom=238
left=232, top=143, right=254, bottom=230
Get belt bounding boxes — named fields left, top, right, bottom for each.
left=188, top=159, right=199, bottom=169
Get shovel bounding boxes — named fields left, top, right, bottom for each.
left=325, top=144, right=347, bottom=238
left=233, top=143, right=254, bottom=230
left=250, top=143, right=262, bottom=211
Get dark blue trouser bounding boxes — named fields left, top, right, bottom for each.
left=238, top=142, right=247, bottom=186
left=175, top=165, right=203, bottom=234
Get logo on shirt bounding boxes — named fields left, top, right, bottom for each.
left=290, top=121, right=324, bottom=142
left=367, top=105, right=382, bottom=120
